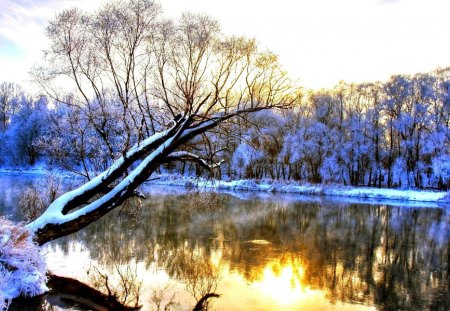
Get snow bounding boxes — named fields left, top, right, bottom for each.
left=0, top=218, right=47, bottom=303
left=146, top=174, right=450, bottom=206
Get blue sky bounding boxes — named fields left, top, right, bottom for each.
left=0, top=37, right=24, bottom=59
left=1, top=0, right=450, bottom=90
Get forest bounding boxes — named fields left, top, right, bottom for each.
left=1, top=68, right=449, bottom=190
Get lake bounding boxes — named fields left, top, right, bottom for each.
left=1, top=175, right=449, bottom=310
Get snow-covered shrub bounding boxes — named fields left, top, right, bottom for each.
left=0, top=218, right=47, bottom=301
left=432, top=155, right=450, bottom=189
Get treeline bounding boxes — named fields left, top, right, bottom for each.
left=0, top=68, right=449, bottom=189
left=224, top=70, right=450, bottom=190
left=0, top=83, right=49, bottom=166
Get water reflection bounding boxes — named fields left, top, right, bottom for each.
left=37, top=189, right=448, bottom=311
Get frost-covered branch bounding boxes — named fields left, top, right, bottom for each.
left=166, top=151, right=224, bottom=171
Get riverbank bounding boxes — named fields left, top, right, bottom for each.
left=0, top=168, right=448, bottom=204
left=145, top=174, right=450, bottom=204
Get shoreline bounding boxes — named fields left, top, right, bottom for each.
left=145, top=174, right=450, bottom=205
left=0, top=168, right=448, bottom=205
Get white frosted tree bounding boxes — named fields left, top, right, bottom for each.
left=28, top=0, right=297, bottom=245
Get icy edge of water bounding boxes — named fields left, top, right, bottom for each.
left=145, top=174, right=450, bottom=206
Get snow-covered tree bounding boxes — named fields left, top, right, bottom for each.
left=231, top=141, right=264, bottom=178
left=27, top=0, right=297, bottom=245
left=0, top=95, right=49, bottom=166
left=432, top=155, right=450, bottom=190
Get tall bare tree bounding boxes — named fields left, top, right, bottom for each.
left=29, top=0, right=298, bottom=245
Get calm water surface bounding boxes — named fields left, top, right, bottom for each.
left=1, top=175, right=449, bottom=311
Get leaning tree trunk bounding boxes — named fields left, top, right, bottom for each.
left=27, top=109, right=267, bottom=245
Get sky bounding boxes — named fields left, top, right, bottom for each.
left=1, top=0, right=450, bottom=90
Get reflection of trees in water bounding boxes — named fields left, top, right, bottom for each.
left=150, top=283, right=178, bottom=311
left=227, top=201, right=449, bottom=311
left=10, top=273, right=141, bottom=311
left=160, top=245, right=219, bottom=300
left=88, top=260, right=143, bottom=308
left=162, top=245, right=220, bottom=310
left=50, top=193, right=449, bottom=310
left=48, top=194, right=222, bottom=309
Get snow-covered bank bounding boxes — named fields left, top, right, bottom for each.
left=146, top=174, right=450, bottom=205
left=0, top=167, right=73, bottom=178
left=0, top=169, right=448, bottom=205
left=0, top=167, right=47, bottom=176
left=0, top=219, right=47, bottom=305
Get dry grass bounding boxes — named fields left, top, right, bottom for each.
left=18, top=173, right=64, bottom=221
left=0, top=218, right=30, bottom=255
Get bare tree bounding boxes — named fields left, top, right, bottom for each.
left=28, top=0, right=298, bottom=245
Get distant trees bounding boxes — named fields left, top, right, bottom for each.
left=230, top=71, right=449, bottom=190
left=1, top=68, right=449, bottom=189
left=0, top=85, right=49, bottom=166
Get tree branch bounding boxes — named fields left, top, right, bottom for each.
left=165, top=151, right=224, bottom=172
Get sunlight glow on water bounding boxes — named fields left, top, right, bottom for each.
left=41, top=190, right=450, bottom=310
left=252, top=263, right=308, bottom=304
left=1, top=178, right=447, bottom=311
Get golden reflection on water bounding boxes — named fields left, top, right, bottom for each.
left=45, top=241, right=379, bottom=310
left=43, top=192, right=448, bottom=311
left=207, top=248, right=377, bottom=311
left=252, top=260, right=307, bottom=304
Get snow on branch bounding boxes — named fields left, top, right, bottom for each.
left=26, top=123, right=179, bottom=234
left=26, top=118, right=192, bottom=245
left=166, top=151, right=224, bottom=171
